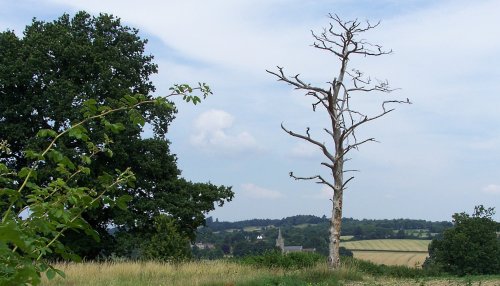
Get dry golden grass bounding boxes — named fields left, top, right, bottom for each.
left=40, top=260, right=284, bottom=286
left=341, top=239, right=430, bottom=252
left=351, top=251, right=428, bottom=268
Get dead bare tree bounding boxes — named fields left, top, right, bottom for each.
left=267, top=14, right=410, bottom=269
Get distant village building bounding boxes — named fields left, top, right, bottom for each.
left=256, top=235, right=263, bottom=240
left=275, top=228, right=315, bottom=253
left=193, top=242, right=215, bottom=250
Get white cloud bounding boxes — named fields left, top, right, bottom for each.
left=240, top=183, right=284, bottom=199
left=482, top=184, right=500, bottom=195
left=190, top=109, right=258, bottom=152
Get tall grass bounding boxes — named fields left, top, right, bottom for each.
left=41, top=260, right=263, bottom=286
left=40, top=257, right=500, bottom=285
left=40, top=258, right=362, bottom=286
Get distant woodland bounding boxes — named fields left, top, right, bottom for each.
left=192, top=215, right=453, bottom=258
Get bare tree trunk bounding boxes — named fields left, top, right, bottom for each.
left=329, top=188, right=343, bottom=268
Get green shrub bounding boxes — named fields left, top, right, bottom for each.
left=342, top=257, right=434, bottom=278
left=239, top=250, right=325, bottom=269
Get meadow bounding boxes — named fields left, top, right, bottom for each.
left=39, top=260, right=500, bottom=286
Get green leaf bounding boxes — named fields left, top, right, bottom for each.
left=46, top=269, right=56, bottom=280
left=97, top=106, right=112, bottom=114
left=25, top=150, right=43, bottom=160
left=123, top=94, right=138, bottom=106
left=82, top=99, right=98, bottom=117
left=54, top=268, right=66, bottom=278
left=0, top=222, right=28, bottom=251
left=36, top=129, right=58, bottom=138
left=68, top=125, right=89, bottom=141
left=116, top=194, right=132, bottom=210
left=81, top=155, right=91, bottom=165
left=18, top=167, right=33, bottom=179
left=129, top=109, right=146, bottom=126
left=47, top=150, right=64, bottom=164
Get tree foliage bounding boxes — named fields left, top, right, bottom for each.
left=0, top=94, right=166, bottom=284
left=426, top=205, right=500, bottom=275
left=0, top=11, right=233, bottom=260
left=142, top=215, right=192, bottom=262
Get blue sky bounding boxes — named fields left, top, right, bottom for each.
left=2, top=0, right=499, bottom=222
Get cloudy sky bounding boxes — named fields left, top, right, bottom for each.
left=2, top=0, right=499, bottom=222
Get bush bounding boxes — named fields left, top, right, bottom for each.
left=142, top=215, right=192, bottom=262
left=239, top=250, right=325, bottom=269
left=425, top=205, right=500, bottom=276
left=342, top=257, right=432, bottom=278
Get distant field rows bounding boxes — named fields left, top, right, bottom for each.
left=341, top=239, right=431, bottom=267
left=352, top=251, right=428, bottom=268
left=341, top=239, right=431, bottom=252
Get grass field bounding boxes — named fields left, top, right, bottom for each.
left=340, top=239, right=430, bottom=252
left=242, top=226, right=263, bottom=231
left=340, top=239, right=431, bottom=268
left=39, top=260, right=500, bottom=286
left=351, top=251, right=428, bottom=268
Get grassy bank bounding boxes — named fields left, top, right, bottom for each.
left=40, top=258, right=500, bottom=286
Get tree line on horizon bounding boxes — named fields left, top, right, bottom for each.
left=204, top=215, right=453, bottom=235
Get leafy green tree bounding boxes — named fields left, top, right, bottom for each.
left=0, top=94, right=164, bottom=285
left=0, top=11, right=233, bottom=258
left=142, top=215, right=192, bottom=261
left=426, top=205, right=500, bottom=275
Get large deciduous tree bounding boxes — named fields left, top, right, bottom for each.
left=267, top=14, right=409, bottom=269
left=0, top=11, right=233, bottom=258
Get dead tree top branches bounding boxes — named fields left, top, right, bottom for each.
left=266, top=14, right=411, bottom=191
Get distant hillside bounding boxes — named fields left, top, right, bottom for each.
left=192, top=215, right=453, bottom=259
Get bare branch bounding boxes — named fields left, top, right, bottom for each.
left=281, top=123, right=336, bottom=164
left=382, top=98, right=412, bottom=112
left=321, top=162, right=334, bottom=169
left=343, top=138, right=378, bottom=155
left=342, top=176, right=355, bottom=189
left=289, top=172, right=335, bottom=190
left=266, top=67, right=330, bottom=96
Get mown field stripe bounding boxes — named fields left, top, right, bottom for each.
left=347, top=249, right=428, bottom=253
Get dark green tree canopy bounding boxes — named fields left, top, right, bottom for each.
left=0, top=11, right=233, bottom=259
left=426, top=205, right=500, bottom=275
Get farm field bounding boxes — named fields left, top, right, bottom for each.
left=351, top=251, right=428, bottom=267
left=341, top=239, right=431, bottom=267
left=340, top=239, right=431, bottom=252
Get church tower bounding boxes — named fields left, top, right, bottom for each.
left=275, top=228, right=285, bottom=252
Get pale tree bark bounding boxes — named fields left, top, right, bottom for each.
left=267, top=14, right=410, bottom=270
